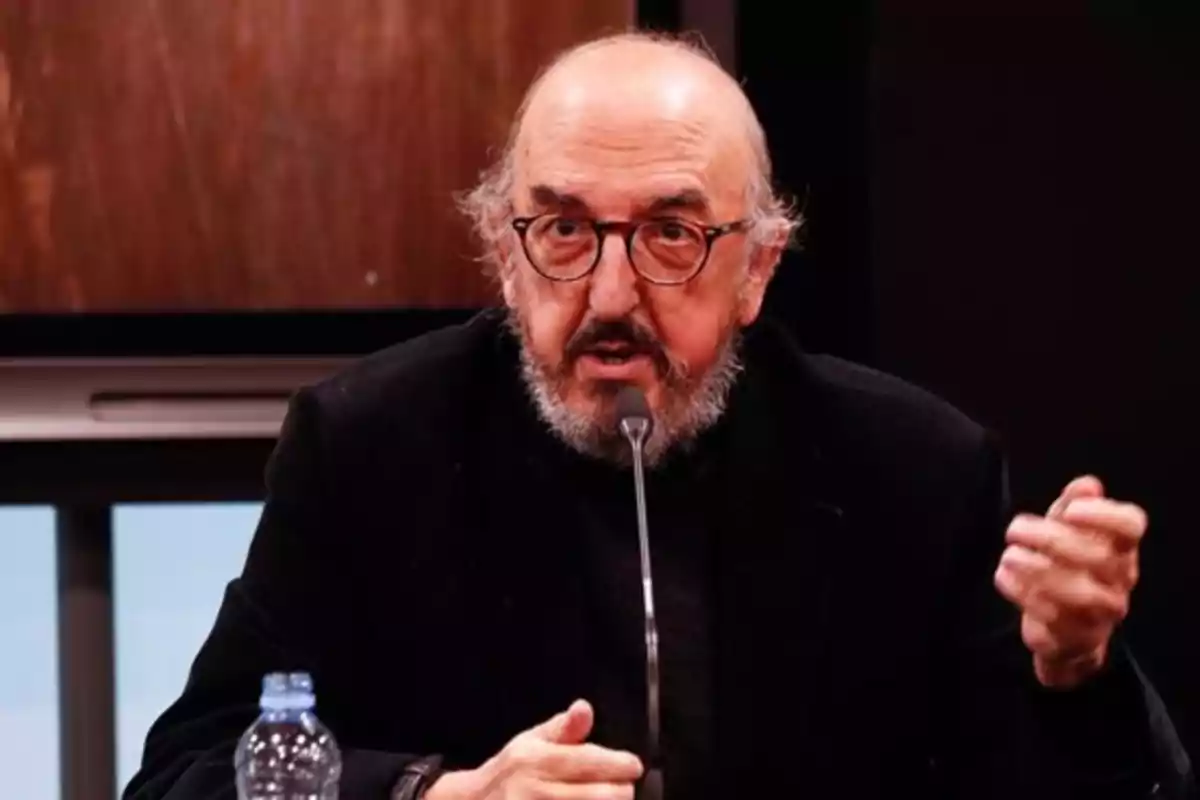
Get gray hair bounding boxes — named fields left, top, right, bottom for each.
left=458, top=30, right=803, bottom=277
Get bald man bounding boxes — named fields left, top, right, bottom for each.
left=125, top=33, right=1192, bottom=800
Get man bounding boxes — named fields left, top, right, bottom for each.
left=125, top=32, right=1192, bottom=800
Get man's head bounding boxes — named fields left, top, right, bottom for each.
left=461, top=33, right=798, bottom=466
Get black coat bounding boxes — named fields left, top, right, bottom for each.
left=123, top=309, right=1193, bottom=800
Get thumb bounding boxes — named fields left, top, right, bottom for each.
left=531, top=699, right=594, bottom=744
left=1049, top=474, right=1105, bottom=517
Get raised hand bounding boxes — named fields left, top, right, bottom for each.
left=994, top=475, right=1146, bottom=688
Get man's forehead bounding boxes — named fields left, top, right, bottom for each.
left=511, top=48, right=756, bottom=210
left=517, top=96, right=723, bottom=165
left=513, top=118, right=750, bottom=215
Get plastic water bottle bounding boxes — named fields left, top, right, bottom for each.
left=234, top=672, right=342, bottom=800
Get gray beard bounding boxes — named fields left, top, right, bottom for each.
left=509, top=313, right=744, bottom=468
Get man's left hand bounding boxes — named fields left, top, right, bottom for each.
left=994, top=475, right=1146, bottom=688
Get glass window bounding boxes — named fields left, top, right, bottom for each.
left=0, top=507, right=60, bottom=800
left=114, top=503, right=260, bottom=792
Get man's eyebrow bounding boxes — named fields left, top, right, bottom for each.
left=530, top=185, right=590, bottom=212
left=527, top=185, right=713, bottom=216
left=643, top=189, right=711, bottom=216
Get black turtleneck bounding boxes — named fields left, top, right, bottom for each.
left=528, top=413, right=729, bottom=798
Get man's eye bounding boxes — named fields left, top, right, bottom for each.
left=551, top=218, right=586, bottom=237
left=659, top=221, right=687, bottom=240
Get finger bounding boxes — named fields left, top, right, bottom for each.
left=1005, top=514, right=1114, bottom=571
left=530, top=700, right=594, bottom=744
left=994, top=562, right=1026, bottom=607
left=1020, top=615, right=1102, bottom=661
left=1022, top=565, right=1129, bottom=632
left=528, top=711, right=570, bottom=742
left=534, top=742, right=643, bottom=783
left=994, top=544, right=1053, bottom=607
left=998, top=569, right=1060, bottom=624
left=1060, top=474, right=1104, bottom=506
left=1061, top=498, right=1148, bottom=552
left=530, top=780, right=636, bottom=799
left=1049, top=475, right=1106, bottom=517
left=1000, top=544, right=1054, bottom=581
left=1034, top=571, right=1130, bottom=625
left=1021, top=615, right=1057, bottom=655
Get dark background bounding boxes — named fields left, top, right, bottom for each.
left=733, top=0, right=1200, bottom=766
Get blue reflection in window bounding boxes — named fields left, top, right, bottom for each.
left=114, top=503, right=260, bottom=793
left=0, top=507, right=59, bottom=800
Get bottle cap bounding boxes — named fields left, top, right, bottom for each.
left=259, top=671, right=315, bottom=711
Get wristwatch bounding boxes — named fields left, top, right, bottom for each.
left=391, top=755, right=445, bottom=800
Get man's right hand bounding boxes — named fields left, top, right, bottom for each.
left=424, top=699, right=644, bottom=799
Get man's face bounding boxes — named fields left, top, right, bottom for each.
left=500, top=64, right=778, bottom=464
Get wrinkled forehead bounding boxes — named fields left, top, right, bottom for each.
left=512, top=84, right=755, bottom=221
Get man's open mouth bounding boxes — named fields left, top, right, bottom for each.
left=582, top=341, right=646, bottom=365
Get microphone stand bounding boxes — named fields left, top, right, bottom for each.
left=620, top=412, right=663, bottom=800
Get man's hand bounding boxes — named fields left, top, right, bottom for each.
left=425, top=699, right=644, bottom=800
left=994, top=475, right=1146, bottom=688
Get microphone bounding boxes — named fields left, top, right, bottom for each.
left=616, top=386, right=664, bottom=800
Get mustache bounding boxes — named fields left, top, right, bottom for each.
left=564, top=319, right=672, bottom=377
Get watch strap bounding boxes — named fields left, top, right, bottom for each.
left=391, top=755, right=445, bottom=800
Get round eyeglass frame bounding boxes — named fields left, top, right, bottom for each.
left=510, top=214, right=751, bottom=286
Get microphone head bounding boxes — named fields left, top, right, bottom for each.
left=615, top=385, right=654, bottom=442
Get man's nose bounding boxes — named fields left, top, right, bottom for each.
left=587, top=231, right=641, bottom=319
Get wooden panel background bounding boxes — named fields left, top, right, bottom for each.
left=0, top=0, right=632, bottom=312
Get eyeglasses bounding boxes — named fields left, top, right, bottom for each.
left=511, top=214, right=751, bottom=286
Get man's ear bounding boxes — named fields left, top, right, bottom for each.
left=736, top=239, right=784, bottom=326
